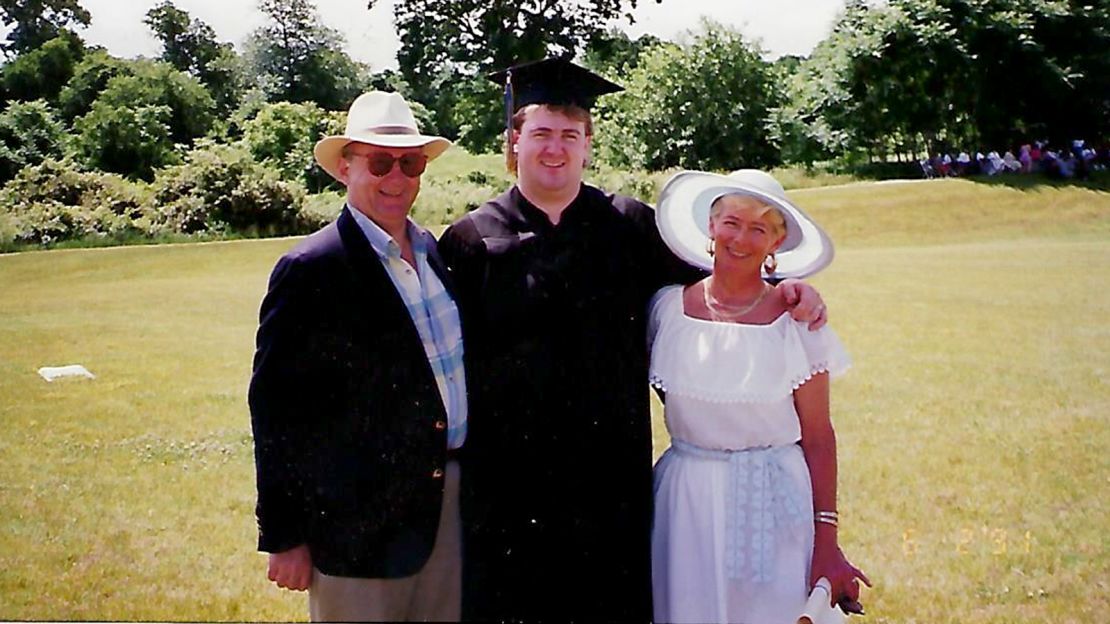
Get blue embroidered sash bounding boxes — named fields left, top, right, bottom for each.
left=671, top=438, right=809, bottom=582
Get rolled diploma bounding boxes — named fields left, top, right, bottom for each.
left=797, top=577, right=845, bottom=624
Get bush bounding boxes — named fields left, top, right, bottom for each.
left=62, top=58, right=217, bottom=179
left=241, top=101, right=343, bottom=193
left=0, top=159, right=151, bottom=245
left=584, top=166, right=668, bottom=204
left=410, top=175, right=509, bottom=226
left=837, top=160, right=925, bottom=180
left=149, top=142, right=324, bottom=236
left=0, top=100, right=67, bottom=183
left=72, top=102, right=178, bottom=181
left=93, top=61, right=216, bottom=145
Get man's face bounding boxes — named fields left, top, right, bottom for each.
left=337, top=144, right=425, bottom=230
left=514, top=106, right=591, bottom=197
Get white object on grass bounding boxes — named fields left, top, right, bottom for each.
left=38, top=364, right=96, bottom=382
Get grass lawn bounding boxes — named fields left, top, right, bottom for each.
left=1, top=178, right=1108, bottom=621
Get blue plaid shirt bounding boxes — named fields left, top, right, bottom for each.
left=347, top=205, right=467, bottom=450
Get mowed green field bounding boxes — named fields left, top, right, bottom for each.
left=1, top=178, right=1108, bottom=621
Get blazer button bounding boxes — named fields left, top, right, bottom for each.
left=432, top=468, right=445, bottom=479
left=434, top=420, right=447, bottom=431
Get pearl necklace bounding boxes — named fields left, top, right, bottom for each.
left=702, top=277, right=771, bottom=321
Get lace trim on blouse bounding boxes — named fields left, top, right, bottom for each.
left=648, top=285, right=850, bottom=403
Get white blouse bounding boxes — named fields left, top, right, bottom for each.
left=648, top=285, right=851, bottom=451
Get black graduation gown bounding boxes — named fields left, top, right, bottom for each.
left=439, top=184, right=702, bottom=622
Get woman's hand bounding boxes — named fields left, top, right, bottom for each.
left=811, top=542, right=870, bottom=609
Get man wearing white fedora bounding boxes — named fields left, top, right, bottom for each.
left=249, top=91, right=467, bottom=621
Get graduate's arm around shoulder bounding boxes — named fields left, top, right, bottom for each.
left=778, top=278, right=828, bottom=330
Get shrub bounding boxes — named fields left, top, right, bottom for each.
left=71, top=102, right=178, bottom=181
left=0, top=100, right=67, bottom=183
left=301, top=190, right=345, bottom=222
left=0, top=159, right=151, bottom=245
left=92, top=61, right=216, bottom=145
left=241, top=101, right=343, bottom=193
left=149, top=142, right=324, bottom=236
left=585, top=166, right=670, bottom=204
left=410, top=175, right=510, bottom=226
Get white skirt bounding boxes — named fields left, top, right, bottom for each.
left=652, top=442, right=815, bottom=624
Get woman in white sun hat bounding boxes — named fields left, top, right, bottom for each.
left=649, top=169, right=869, bottom=623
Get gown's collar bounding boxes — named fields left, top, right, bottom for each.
left=511, top=183, right=591, bottom=230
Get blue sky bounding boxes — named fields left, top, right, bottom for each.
left=65, top=0, right=846, bottom=69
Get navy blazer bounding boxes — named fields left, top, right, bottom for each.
left=249, top=207, right=457, bottom=578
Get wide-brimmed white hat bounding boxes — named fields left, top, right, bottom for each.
left=656, top=169, right=834, bottom=279
left=313, top=91, right=451, bottom=181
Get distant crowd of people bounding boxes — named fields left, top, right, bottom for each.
left=921, top=140, right=1108, bottom=180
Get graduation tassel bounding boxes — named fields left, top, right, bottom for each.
left=504, top=69, right=514, bottom=172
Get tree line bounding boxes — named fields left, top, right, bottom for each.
left=0, top=0, right=1106, bottom=248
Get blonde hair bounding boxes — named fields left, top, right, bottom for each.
left=505, top=103, right=593, bottom=174
left=709, top=193, right=787, bottom=237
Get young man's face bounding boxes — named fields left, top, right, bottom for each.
left=337, top=144, right=425, bottom=232
left=513, top=106, right=591, bottom=198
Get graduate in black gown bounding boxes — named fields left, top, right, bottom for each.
left=437, top=58, right=827, bottom=622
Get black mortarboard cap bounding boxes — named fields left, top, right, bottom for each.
left=488, top=57, right=624, bottom=114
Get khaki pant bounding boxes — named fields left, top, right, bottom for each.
left=309, top=460, right=461, bottom=622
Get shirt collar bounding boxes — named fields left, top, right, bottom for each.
left=346, top=204, right=426, bottom=260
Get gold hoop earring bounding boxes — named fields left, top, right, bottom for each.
left=707, top=238, right=716, bottom=257
left=763, top=253, right=777, bottom=273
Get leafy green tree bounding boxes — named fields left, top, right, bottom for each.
left=583, top=28, right=661, bottom=74
left=0, top=98, right=65, bottom=181
left=244, top=0, right=367, bottom=110
left=382, top=0, right=657, bottom=140
left=449, top=75, right=503, bottom=154
left=144, top=1, right=244, bottom=114
left=56, top=49, right=133, bottom=122
left=71, top=101, right=177, bottom=180
left=92, top=61, right=216, bottom=145
left=784, top=0, right=1110, bottom=162
left=595, top=21, right=783, bottom=171
left=386, top=0, right=657, bottom=78
left=0, top=29, right=83, bottom=103
left=0, top=0, right=89, bottom=56
left=366, top=68, right=408, bottom=94
left=64, top=59, right=215, bottom=179
left=241, top=100, right=343, bottom=192
left=782, top=0, right=905, bottom=161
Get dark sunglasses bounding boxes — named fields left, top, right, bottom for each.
left=350, top=152, right=428, bottom=177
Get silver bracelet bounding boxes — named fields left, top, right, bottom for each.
left=815, top=510, right=839, bottom=527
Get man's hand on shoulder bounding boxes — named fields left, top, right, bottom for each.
left=777, top=279, right=828, bottom=331
left=267, top=544, right=313, bottom=591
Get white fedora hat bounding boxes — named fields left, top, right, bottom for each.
left=314, top=91, right=451, bottom=181
left=656, top=169, right=835, bottom=279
